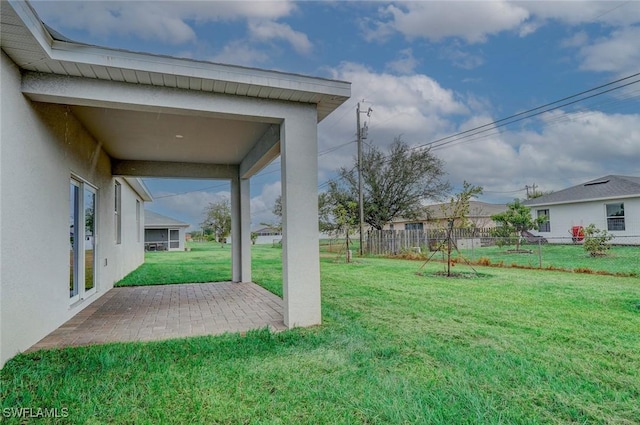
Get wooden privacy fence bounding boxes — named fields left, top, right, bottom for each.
left=365, top=228, right=495, bottom=255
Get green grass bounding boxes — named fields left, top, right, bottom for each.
left=115, top=242, right=233, bottom=286
left=453, top=243, right=639, bottom=276
left=2, top=244, right=640, bottom=424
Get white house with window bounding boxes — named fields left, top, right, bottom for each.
left=523, top=175, right=640, bottom=245
left=144, top=210, right=189, bottom=251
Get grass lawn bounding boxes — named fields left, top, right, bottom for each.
left=2, top=244, right=640, bottom=424
left=115, top=242, right=232, bottom=286
left=453, top=243, right=639, bottom=276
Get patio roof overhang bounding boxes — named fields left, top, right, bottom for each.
left=1, top=0, right=351, bottom=329
left=1, top=0, right=350, bottom=178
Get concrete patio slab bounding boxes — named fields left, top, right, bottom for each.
left=27, top=282, right=286, bottom=352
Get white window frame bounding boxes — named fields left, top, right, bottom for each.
left=537, top=209, right=550, bottom=233
left=70, top=176, right=98, bottom=304
left=136, top=199, right=141, bottom=243
left=605, top=203, right=625, bottom=231
left=115, top=181, right=122, bottom=244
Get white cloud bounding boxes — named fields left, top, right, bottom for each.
left=364, top=1, right=640, bottom=47
left=150, top=190, right=230, bottom=229
left=522, top=1, right=640, bottom=27
left=561, top=31, right=589, bottom=48
left=577, top=26, right=640, bottom=75
left=248, top=20, right=313, bottom=55
left=32, top=0, right=297, bottom=45
left=318, top=62, right=470, bottom=180
left=249, top=181, right=282, bottom=227
left=366, top=1, right=530, bottom=43
left=440, top=45, right=485, bottom=70
left=436, top=110, right=640, bottom=199
left=385, top=48, right=419, bottom=75
left=210, top=40, right=270, bottom=66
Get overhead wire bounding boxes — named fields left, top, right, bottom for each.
left=319, top=71, right=640, bottom=195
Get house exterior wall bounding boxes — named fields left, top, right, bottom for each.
left=527, top=197, right=640, bottom=244
left=144, top=227, right=187, bottom=251
left=0, top=52, right=145, bottom=366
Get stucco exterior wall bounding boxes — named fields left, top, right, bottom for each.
left=528, top=198, right=640, bottom=244
left=0, top=52, right=145, bottom=366
left=144, top=226, right=187, bottom=251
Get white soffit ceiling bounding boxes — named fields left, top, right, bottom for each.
left=71, top=106, right=271, bottom=164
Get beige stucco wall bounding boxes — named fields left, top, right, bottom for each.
left=0, top=52, right=145, bottom=366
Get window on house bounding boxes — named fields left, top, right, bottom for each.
left=606, top=203, right=625, bottom=231
left=115, top=181, right=122, bottom=244
left=405, top=222, right=424, bottom=231
left=537, top=209, right=550, bottom=232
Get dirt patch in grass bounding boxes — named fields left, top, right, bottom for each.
left=416, top=271, right=492, bottom=279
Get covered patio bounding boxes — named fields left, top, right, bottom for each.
left=0, top=0, right=351, bottom=366
left=28, top=282, right=286, bottom=352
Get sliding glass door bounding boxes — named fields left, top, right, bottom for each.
left=70, top=180, right=80, bottom=301
left=70, top=177, right=97, bottom=303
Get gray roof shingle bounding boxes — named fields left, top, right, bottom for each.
left=144, top=210, right=189, bottom=228
left=524, top=175, right=640, bottom=206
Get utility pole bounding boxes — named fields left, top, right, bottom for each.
left=356, top=102, right=372, bottom=256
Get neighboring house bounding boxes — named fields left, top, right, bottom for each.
left=523, top=175, right=640, bottom=244
left=144, top=211, right=190, bottom=251
left=253, top=226, right=283, bottom=245
left=0, top=1, right=350, bottom=367
left=383, top=201, right=507, bottom=231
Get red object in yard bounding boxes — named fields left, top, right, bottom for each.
left=571, top=226, right=584, bottom=242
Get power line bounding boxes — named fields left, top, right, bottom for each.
left=421, top=72, right=640, bottom=152
left=318, top=71, right=640, bottom=192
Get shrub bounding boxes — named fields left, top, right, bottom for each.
left=583, top=224, right=614, bottom=257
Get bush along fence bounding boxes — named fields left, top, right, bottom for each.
left=365, top=229, right=639, bottom=277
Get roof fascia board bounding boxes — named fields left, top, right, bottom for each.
left=526, top=193, right=640, bottom=207
left=7, top=0, right=53, bottom=55
left=123, top=177, right=153, bottom=202
left=145, top=224, right=189, bottom=229
left=48, top=40, right=351, bottom=98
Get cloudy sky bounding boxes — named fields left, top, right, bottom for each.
left=31, top=0, right=640, bottom=229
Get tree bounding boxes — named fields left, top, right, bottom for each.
left=328, top=137, right=449, bottom=230
left=583, top=224, right=614, bottom=257
left=438, top=181, right=483, bottom=276
left=490, top=199, right=545, bottom=251
left=262, top=196, right=283, bottom=234
left=201, top=199, right=231, bottom=244
left=318, top=190, right=359, bottom=261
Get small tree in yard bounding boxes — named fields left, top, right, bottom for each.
left=583, top=224, right=614, bottom=257
left=491, top=199, right=545, bottom=251
left=201, top=199, right=231, bottom=245
left=439, top=181, right=483, bottom=276
left=319, top=190, right=359, bottom=262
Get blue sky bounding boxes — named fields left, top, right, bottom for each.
left=31, top=1, right=640, bottom=229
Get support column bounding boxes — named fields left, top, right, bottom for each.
left=280, top=106, right=321, bottom=327
left=230, top=176, right=241, bottom=282
left=240, top=177, right=252, bottom=282
left=231, top=175, right=252, bottom=283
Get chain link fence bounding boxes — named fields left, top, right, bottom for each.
left=365, top=230, right=640, bottom=277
